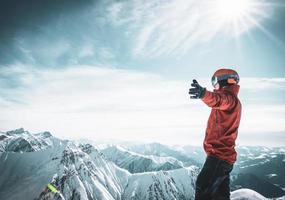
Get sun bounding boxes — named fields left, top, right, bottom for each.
left=211, top=0, right=267, bottom=35
left=216, top=0, right=252, bottom=21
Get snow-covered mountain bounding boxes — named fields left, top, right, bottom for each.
left=234, top=146, right=285, bottom=190
left=101, top=145, right=184, bottom=173
left=0, top=128, right=62, bottom=152
left=122, top=167, right=198, bottom=200
left=1, top=128, right=284, bottom=200
left=171, top=144, right=206, bottom=164
left=37, top=143, right=129, bottom=200
left=171, top=144, right=285, bottom=198
left=231, top=173, right=285, bottom=198
left=125, top=142, right=200, bottom=167
left=0, top=128, right=131, bottom=200
left=0, top=129, right=199, bottom=200
left=0, top=128, right=67, bottom=199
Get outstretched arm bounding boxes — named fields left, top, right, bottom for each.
left=202, top=90, right=236, bottom=111
left=189, top=79, right=237, bottom=110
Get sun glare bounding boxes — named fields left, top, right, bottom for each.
left=217, top=0, right=252, bottom=20
left=211, top=0, right=268, bottom=35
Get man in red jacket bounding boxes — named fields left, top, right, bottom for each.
left=189, top=68, right=242, bottom=200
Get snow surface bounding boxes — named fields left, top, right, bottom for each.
left=231, top=189, right=267, bottom=200
left=0, top=142, right=66, bottom=199
left=230, top=188, right=285, bottom=200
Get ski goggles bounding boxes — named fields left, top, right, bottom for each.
left=211, top=74, right=239, bottom=87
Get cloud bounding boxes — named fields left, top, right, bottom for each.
left=241, top=77, right=285, bottom=90
left=0, top=1, right=284, bottom=146
left=0, top=0, right=124, bottom=67
left=0, top=65, right=207, bottom=143
left=105, top=0, right=272, bottom=57
left=0, top=65, right=285, bottom=146
left=0, top=0, right=96, bottom=65
left=0, top=0, right=276, bottom=66
left=240, top=104, right=285, bottom=133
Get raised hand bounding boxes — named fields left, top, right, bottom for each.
left=189, top=79, right=206, bottom=99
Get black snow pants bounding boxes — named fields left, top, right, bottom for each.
left=195, top=155, right=233, bottom=200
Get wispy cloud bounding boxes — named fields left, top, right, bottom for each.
left=106, top=0, right=272, bottom=57
left=0, top=0, right=277, bottom=66
left=0, top=65, right=284, bottom=146
left=0, top=65, right=205, bottom=143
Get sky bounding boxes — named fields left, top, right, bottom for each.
left=0, top=0, right=285, bottom=146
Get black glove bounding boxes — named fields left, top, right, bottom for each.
left=189, top=79, right=206, bottom=99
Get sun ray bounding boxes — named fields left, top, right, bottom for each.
left=210, top=0, right=273, bottom=36
left=245, top=13, right=285, bottom=49
left=205, top=0, right=281, bottom=59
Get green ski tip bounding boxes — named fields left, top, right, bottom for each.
left=47, top=183, right=58, bottom=193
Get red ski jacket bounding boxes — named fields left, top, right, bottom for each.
left=201, top=84, right=242, bottom=164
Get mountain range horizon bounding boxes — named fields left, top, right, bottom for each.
left=1, top=128, right=285, bottom=200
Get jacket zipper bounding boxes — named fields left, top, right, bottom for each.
left=216, top=110, right=221, bottom=139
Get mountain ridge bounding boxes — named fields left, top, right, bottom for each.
left=0, top=128, right=284, bottom=200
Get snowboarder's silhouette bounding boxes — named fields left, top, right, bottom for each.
left=189, top=68, right=242, bottom=200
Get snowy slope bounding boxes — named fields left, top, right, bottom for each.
left=230, top=188, right=285, bottom=199
left=0, top=129, right=69, bottom=199
left=122, top=166, right=198, bottom=200
left=37, top=143, right=130, bottom=200
left=0, top=140, right=67, bottom=199
left=127, top=143, right=196, bottom=165
left=101, top=145, right=184, bottom=173
left=231, top=189, right=267, bottom=200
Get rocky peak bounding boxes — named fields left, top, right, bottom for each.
left=6, top=128, right=25, bottom=136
